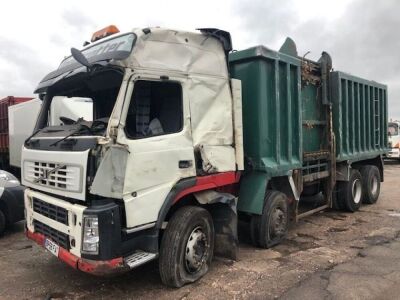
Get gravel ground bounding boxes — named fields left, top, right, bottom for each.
left=0, top=161, right=399, bottom=299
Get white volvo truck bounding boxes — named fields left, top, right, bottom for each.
left=23, top=25, right=387, bottom=287
left=23, top=26, right=242, bottom=286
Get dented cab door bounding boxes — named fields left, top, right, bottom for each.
left=117, top=75, right=195, bottom=228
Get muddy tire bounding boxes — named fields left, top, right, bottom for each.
left=252, top=190, right=289, bottom=249
left=0, top=209, right=6, bottom=236
left=360, top=165, right=380, bottom=204
left=250, top=215, right=261, bottom=247
left=337, top=169, right=363, bottom=212
left=159, top=206, right=214, bottom=288
left=332, top=184, right=345, bottom=210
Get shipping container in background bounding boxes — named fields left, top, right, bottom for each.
left=0, top=96, right=34, bottom=173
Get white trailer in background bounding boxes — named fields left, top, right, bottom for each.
left=8, top=99, right=42, bottom=168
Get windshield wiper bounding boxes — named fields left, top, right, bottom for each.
left=50, top=124, right=92, bottom=147
left=25, top=128, right=43, bottom=146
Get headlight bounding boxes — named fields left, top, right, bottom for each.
left=82, top=216, right=99, bottom=254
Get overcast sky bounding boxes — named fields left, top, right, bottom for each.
left=0, top=0, right=399, bottom=119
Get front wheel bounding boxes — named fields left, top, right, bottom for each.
left=159, top=206, right=214, bottom=288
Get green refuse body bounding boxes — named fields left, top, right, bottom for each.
left=229, top=39, right=388, bottom=215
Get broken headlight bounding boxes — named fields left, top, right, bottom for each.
left=82, top=215, right=99, bottom=254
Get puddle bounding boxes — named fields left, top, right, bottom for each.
left=44, top=292, right=70, bottom=299
left=365, top=235, right=391, bottom=246
left=323, top=213, right=348, bottom=221
left=274, top=239, right=320, bottom=256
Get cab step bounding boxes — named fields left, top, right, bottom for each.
left=124, top=251, right=157, bottom=269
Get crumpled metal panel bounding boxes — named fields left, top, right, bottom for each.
left=188, top=76, right=233, bottom=147
left=199, top=145, right=236, bottom=173
left=90, top=145, right=128, bottom=198
left=124, top=28, right=228, bottom=78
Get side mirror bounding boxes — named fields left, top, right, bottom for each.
left=71, top=48, right=92, bottom=68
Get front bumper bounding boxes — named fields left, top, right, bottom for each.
left=25, top=189, right=159, bottom=275
left=26, top=230, right=128, bottom=276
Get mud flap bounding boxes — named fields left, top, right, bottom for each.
left=194, top=191, right=238, bottom=260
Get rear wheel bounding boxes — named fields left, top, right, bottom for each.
left=251, top=190, right=289, bottom=248
left=159, top=206, right=214, bottom=287
left=337, top=169, right=363, bottom=212
left=0, top=209, right=6, bottom=236
left=360, top=165, right=381, bottom=204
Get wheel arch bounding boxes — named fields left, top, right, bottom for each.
left=337, top=155, right=384, bottom=183
left=157, top=172, right=240, bottom=260
left=156, top=171, right=240, bottom=229
left=351, top=156, right=384, bottom=182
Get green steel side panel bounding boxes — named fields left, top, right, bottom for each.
left=229, top=46, right=302, bottom=176
left=237, top=171, right=269, bottom=214
left=331, top=71, right=388, bottom=162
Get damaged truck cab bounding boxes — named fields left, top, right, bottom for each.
left=23, top=27, right=243, bottom=285
left=23, top=26, right=388, bottom=287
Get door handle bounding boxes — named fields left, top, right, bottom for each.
left=179, top=160, right=193, bottom=169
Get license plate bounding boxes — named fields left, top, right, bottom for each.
left=44, top=239, right=60, bottom=257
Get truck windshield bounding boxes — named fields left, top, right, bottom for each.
left=38, top=67, right=124, bottom=137
left=388, top=123, right=399, bottom=136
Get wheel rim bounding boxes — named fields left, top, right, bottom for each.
left=371, top=175, right=378, bottom=196
left=352, top=179, right=362, bottom=204
left=269, top=206, right=287, bottom=239
left=185, top=226, right=209, bottom=274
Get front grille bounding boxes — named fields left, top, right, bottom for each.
left=34, top=220, right=70, bottom=250
left=33, top=198, right=69, bottom=225
left=24, top=161, right=81, bottom=192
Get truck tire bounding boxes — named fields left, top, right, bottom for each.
left=250, top=215, right=261, bottom=247
left=360, top=165, right=380, bottom=204
left=159, top=206, right=214, bottom=288
left=332, top=184, right=345, bottom=210
left=0, top=209, right=6, bottom=236
left=337, top=169, right=363, bottom=212
left=251, top=190, right=289, bottom=249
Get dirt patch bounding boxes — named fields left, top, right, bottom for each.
left=327, top=227, right=349, bottom=233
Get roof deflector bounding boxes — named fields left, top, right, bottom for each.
left=279, top=37, right=298, bottom=57
left=197, top=28, right=232, bottom=73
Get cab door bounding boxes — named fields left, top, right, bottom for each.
left=117, top=75, right=196, bottom=228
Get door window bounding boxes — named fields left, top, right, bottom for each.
left=125, top=80, right=183, bottom=138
